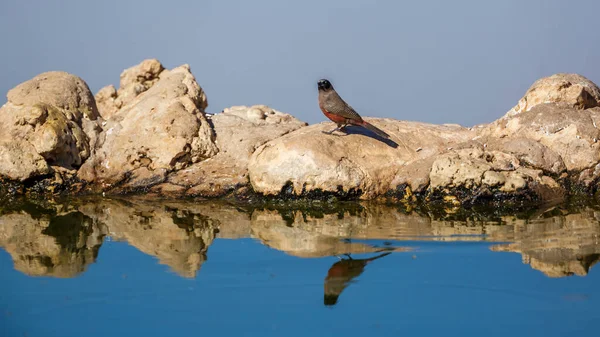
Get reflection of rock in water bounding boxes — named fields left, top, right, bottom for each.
left=3, top=198, right=600, bottom=279
left=0, top=209, right=105, bottom=278
left=324, top=252, right=391, bottom=306
left=249, top=204, right=600, bottom=277
left=250, top=204, right=511, bottom=243
left=490, top=211, right=600, bottom=277
left=78, top=199, right=220, bottom=278
left=251, top=209, right=405, bottom=257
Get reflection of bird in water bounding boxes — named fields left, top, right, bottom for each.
left=324, top=251, right=391, bottom=306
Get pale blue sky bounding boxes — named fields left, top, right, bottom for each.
left=1, top=0, right=599, bottom=126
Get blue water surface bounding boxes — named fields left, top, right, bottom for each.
left=1, top=237, right=597, bottom=337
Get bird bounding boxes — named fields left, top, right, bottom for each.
left=323, top=251, right=391, bottom=306
left=317, top=79, right=390, bottom=139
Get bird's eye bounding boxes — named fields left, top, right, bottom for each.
left=318, top=79, right=331, bottom=89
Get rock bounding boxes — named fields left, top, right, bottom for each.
left=95, top=85, right=119, bottom=119
left=118, top=59, right=166, bottom=106
left=429, top=148, right=520, bottom=189
left=154, top=155, right=248, bottom=197
left=0, top=141, right=50, bottom=181
left=248, top=120, right=476, bottom=199
left=151, top=105, right=307, bottom=197
left=26, top=104, right=91, bottom=167
left=390, top=156, right=436, bottom=195
left=1, top=64, right=600, bottom=207
left=7, top=71, right=99, bottom=120
left=78, top=64, right=218, bottom=192
left=485, top=137, right=567, bottom=175
left=428, top=148, right=565, bottom=203
left=243, top=74, right=599, bottom=203
left=214, top=105, right=307, bottom=160
left=95, top=59, right=167, bottom=119
left=506, top=73, right=600, bottom=118
left=482, top=103, right=600, bottom=172
left=0, top=71, right=101, bottom=183
left=576, top=162, right=600, bottom=188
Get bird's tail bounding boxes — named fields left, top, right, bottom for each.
left=361, top=121, right=390, bottom=139
left=364, top=252, right=392, bottom=264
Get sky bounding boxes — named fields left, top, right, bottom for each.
left=1, top=0, right=599, bottom=126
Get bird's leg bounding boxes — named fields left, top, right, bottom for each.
left=325, top=123, right=344, bottom=135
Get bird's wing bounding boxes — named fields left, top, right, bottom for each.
left=323, top=92, right=363, bottom=121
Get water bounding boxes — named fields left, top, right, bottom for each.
left=0, top=198, right=599, bottom=337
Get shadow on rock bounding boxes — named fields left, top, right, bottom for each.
left=321, top=125, right=399, bottom=148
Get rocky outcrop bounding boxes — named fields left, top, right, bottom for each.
left=425, top=147, right=566, bottom=205
left=1, top=61, right=600, bottom=208
left=481, top=104, right=600, bottom=172
left=247, top=73, right=600, bottom=206
left=0, top=140, right=50, bottom=181
left=0, top=71, right=101, bottom=187
left=505, top=73, right=600, bottom=118
left=4, top=72, right=101, bottom=167
left=246, top=119, right=566, bottom=205
left=95, top=59, right=166, bottom=120
left=82, top=60, right=307, bottom=197
left=150, top=105, right=307, bottom=197
left=78, top=63, right=219, bottom=192
left=248, top=121, right=475, bottom=199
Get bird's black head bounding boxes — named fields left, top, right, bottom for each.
left=318, top=79, right=332, bottom=91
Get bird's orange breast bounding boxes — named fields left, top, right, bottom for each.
left=321, top=108, right=348, bottom=124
